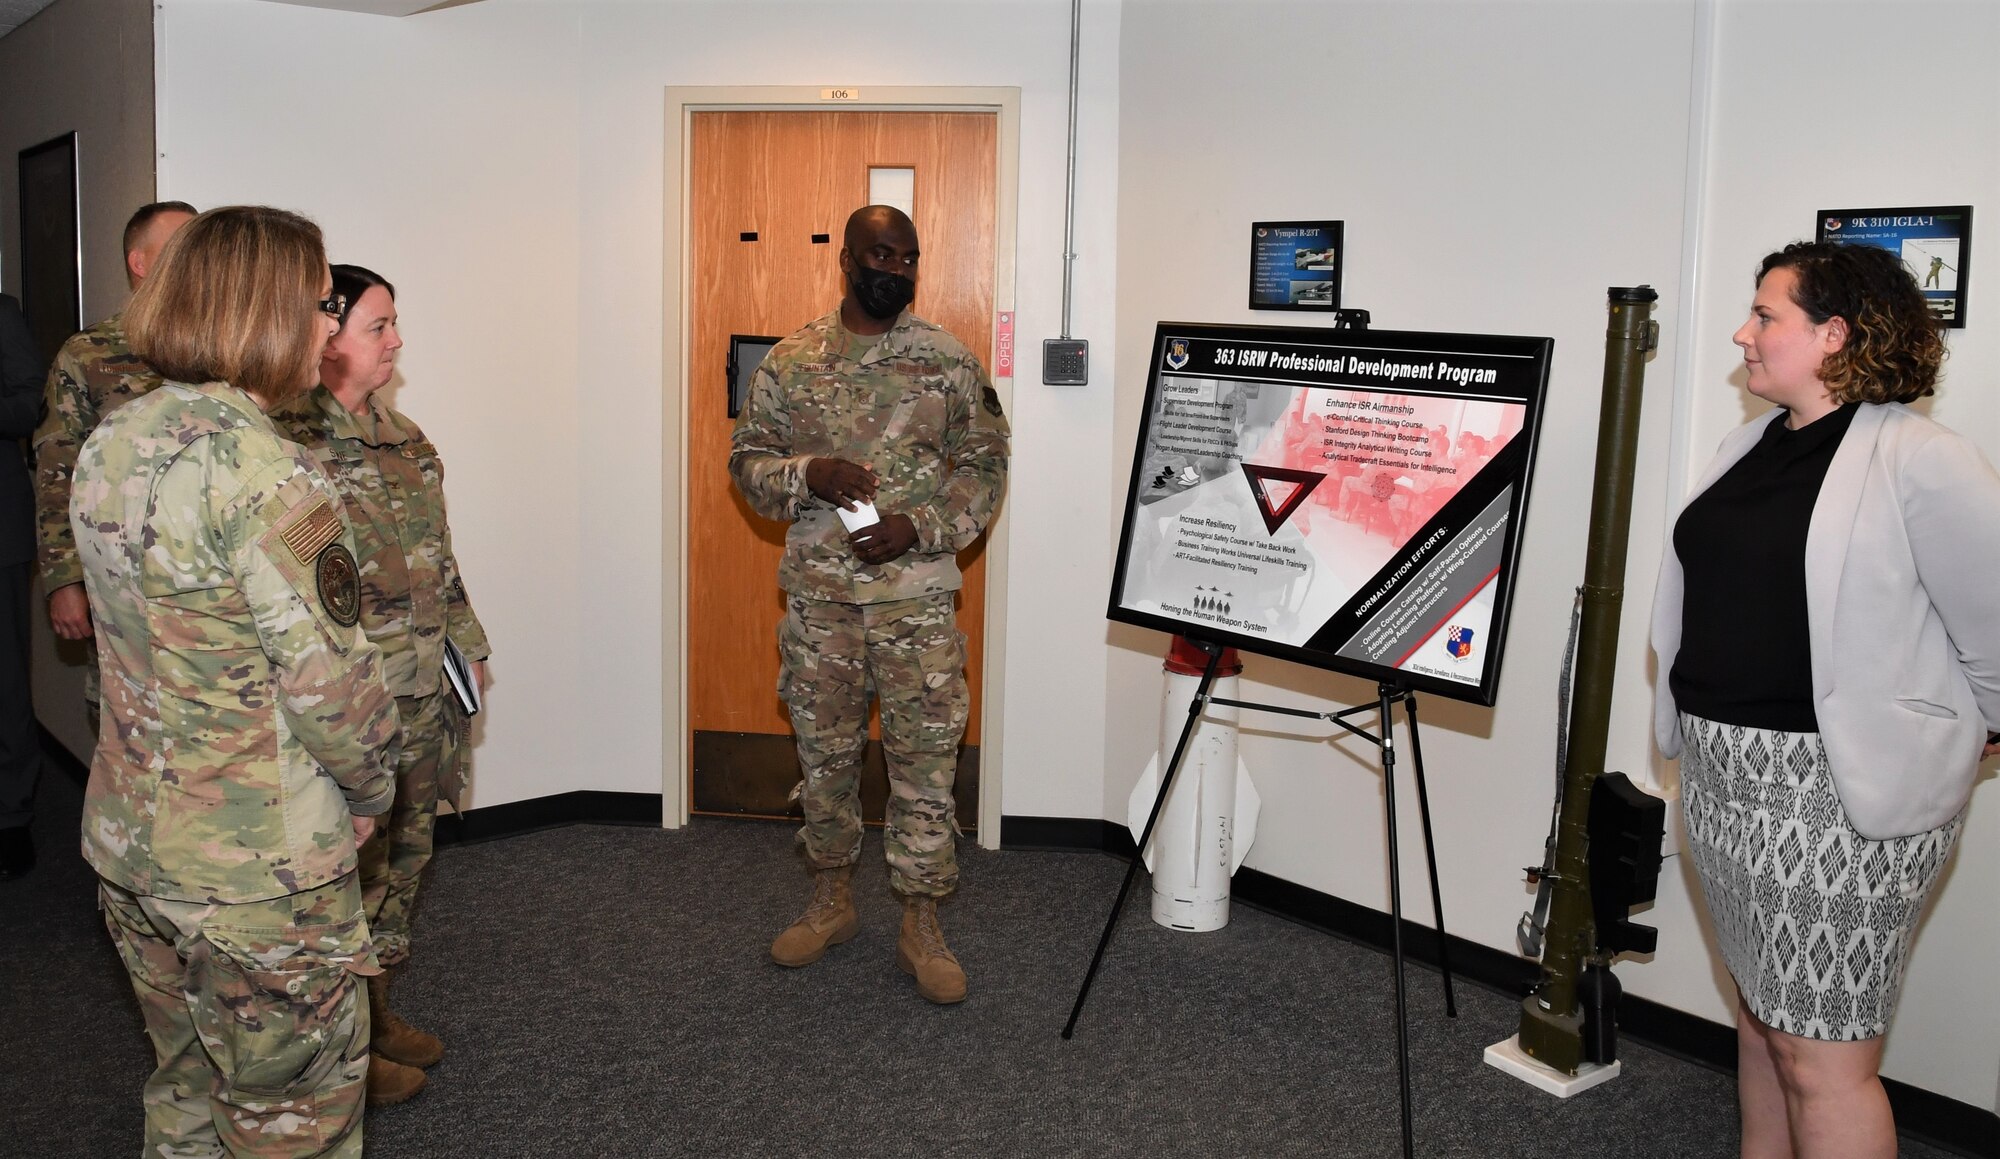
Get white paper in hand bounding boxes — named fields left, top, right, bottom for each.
left=837, top=501, right=881, bottom=533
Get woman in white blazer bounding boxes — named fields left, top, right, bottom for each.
left=1651, top=240, right=2000, bottom=1159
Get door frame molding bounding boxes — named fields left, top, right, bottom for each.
left=662, top=86, right=1021, bottom=850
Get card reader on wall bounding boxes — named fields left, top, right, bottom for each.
left=1043, top=338, right=1089, bottom=385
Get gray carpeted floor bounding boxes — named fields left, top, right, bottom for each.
left=0, top=763, right=1960, bottom=1158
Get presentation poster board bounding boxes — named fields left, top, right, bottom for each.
left=1817, top=205, right=1972, bottom=328
left=1249, top=221, right=1343, bottom=311
left=1109, top=322, right=1553, bottom=706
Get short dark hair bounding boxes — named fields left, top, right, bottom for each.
left=330, top=264, right=395, bottom=330
left=125, top=206, right=327, bottom=407
left=843, top=204, right=917, bottom=251
left=122, top=201, right=198, bottom=257
left=1756, top=241, right=1946, bottom=405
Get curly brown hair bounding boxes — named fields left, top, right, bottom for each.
left=1757, top=241, right=1945, bottom=405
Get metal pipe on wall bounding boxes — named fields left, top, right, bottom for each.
left=1060, top=0, right=1080, bottom=339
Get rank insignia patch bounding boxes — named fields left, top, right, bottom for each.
left=317, top=543, right=361, bottom=627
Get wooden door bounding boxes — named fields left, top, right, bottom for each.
left=687, top=110, right=996, bottom=829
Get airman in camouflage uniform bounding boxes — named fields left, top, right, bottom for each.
left=34, top=200, right=198, bottom=702
left=75, top=377, right=401, bottom=1158
left=32, top=314, right=165, bottom=707
left=731, top=205, right=1008, bottom=1004
left=275, top=362, right=487, bottom=1092
left=276, top=383, right=488, bottom=952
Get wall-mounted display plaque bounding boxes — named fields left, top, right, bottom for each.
left=1817, top=205, right=1972, bottom=328
left=1249, top=220, right=1342, bottom=311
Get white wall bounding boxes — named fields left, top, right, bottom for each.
left=1114, top=0, right=1697, bottom=1024
left=159, top=0, right=590, bottom=812
left=0, top=0, right=158, bottom=760
left=154, top=0, right=1122, bottom=821
left=1109, top=0, right=1731, bottom=1080
left=1113, top=0, right=1997, bottom=1113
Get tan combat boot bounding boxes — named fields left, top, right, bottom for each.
left=896, top=896, right=967, bottom=1004
left=365, top=1052, right=427, bottom=1105
left=770, top=865, right=859, bottom=967
left=367, top=970, right=445, bottom=1068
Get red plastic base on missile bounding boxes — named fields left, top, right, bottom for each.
left=1165, top=635, right=1243, bottom=677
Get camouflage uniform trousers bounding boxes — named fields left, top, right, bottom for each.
left=82, top=634, right=100, bottom=715
left=358, top=689, right=464, bottom=967
left=98, top=873, right=378, bottom=1158
left=778, top=591, right=968, bottom=898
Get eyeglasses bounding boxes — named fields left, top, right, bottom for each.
left=317, top=293, right=348, bottom=318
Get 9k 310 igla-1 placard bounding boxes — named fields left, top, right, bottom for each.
left=1109, top=323, right=1553, bottom=706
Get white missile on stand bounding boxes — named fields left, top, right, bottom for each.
left=1126, top=638, right=1261, bottom=932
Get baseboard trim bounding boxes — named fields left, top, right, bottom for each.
left=1885, top=1082, right=2000, bottom=1159
left=434, top=791, right=663, bottom=846
left=39, top=724, right=668, bottom=849
left=998, top=813, right=1998, bottom=1159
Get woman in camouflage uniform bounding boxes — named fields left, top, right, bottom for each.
left=275, top=264, right=490, bottom=1105
left=74, top=206, right=401, bottom=1158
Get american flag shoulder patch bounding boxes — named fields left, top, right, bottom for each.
left=278, top=496, right=343, bottom=567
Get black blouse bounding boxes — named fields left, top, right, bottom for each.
left=1670, top=405, right=1858, bottom=733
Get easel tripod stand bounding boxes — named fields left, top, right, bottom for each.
left=1061, top=638, right=1456, bottom=1159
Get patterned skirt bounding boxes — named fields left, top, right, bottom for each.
left=1677, top=713, right=1962, bottom=1041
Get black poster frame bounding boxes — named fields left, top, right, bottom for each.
left=1107, top=321, right=1552, bottom=706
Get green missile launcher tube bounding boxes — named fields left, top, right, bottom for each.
left=1517, top=286, right=1659, bottom=1075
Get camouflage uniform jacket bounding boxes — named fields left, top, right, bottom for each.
left=273, top=386, right=490, bottom=698
left=729, top=309, right=1010, bottom=603
left=33, top=313, right=166, bottom=591
left=73, top=380, right=401, bottom=904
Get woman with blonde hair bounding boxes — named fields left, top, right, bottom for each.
left=1653, top=240, right=2000, bottom=1157
left=74, top=205, right=401, bottom=1157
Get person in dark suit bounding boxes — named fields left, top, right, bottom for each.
left=0, top=293, right=46, bottom=878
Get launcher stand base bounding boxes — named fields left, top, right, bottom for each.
left=1483, top=1035, right=1622, bottom=1097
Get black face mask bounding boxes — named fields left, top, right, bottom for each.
left=847, top=262, right=915, bottom=321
